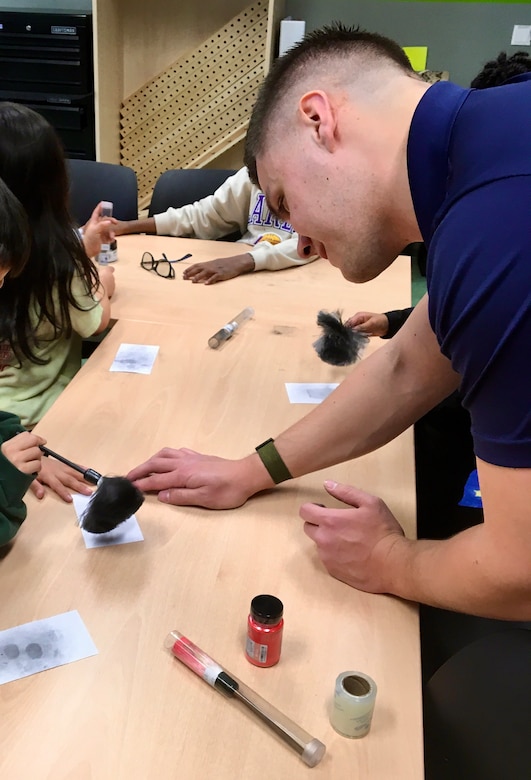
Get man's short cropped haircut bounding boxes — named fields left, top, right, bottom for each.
left=244, top=22, right=415, bottom=185
left=471, top=51, right=531, bottom=89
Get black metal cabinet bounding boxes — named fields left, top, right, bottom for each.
left=0, top=8, right=95, bottom=159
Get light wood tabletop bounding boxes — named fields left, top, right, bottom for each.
left=108, top=234, right=413, bottom=328
left=0, top=245, right=422, bottom=779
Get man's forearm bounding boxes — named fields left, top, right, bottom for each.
left=241, top=347, right=422, bottom=493
left=384, top=524, right=531, bottom=620
left=270, top=298, right=458, bottom=479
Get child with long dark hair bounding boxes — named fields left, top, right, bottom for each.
left=0, top=174, right=49, bottom=544
left=0, top=102, right=115, bottom=503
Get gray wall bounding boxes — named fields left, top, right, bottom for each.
left=285, top=1, right=531, bottom=86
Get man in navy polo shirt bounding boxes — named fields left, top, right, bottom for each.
left=129, top=25, right=531, bottom=622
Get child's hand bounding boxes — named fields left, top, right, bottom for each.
left=183, top=254, right=254, bottom=284
left=97, top=264, right=116, bottom=299
left=81, top=202, right=116, bottom=258
left=345, top=311, right=389, bottom=337
left=30, top=457, right=94, bottom=503
left=1, top=432, right=46, bottom=474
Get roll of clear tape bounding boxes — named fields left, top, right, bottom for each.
left=330, top=671, right=377, bottom=738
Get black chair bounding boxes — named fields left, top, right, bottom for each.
left=148, top=168, right=237, bottom=215
left=67, top=159, right=138, bottom=226
left=402, top=241, right=427, bottom=276
left=148, top=168, right=241, bottom=241
left=423, top=628, right=531, bottom=780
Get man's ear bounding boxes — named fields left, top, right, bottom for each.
left=299, top=91, right=338, bottom=151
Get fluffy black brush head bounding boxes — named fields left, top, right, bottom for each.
left=80, top=476, right=145, bottom=534
left=313, top=310, right=369, bottom=366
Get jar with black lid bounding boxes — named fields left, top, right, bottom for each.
left=245, top=594, right=284, bottom=667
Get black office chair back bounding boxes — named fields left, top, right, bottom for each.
left=148, top=168, right=242, bottom=242
left=67, top=159, right=138, bottom=225
left=148, top=168, right=237, bottom=217
left=423, top=628, right=531, bottom=780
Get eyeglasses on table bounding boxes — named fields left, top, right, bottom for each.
left=140, top=251, right=192, bottom=279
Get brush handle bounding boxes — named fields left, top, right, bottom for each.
left=39, top=445, right=101, bottom=485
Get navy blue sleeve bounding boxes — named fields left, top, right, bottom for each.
left=427, top=176, right=531, bottom=467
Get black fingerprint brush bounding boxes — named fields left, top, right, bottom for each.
left=40, top=445, right=144, bottom=534
left=313, top=310, right=369, bottom=366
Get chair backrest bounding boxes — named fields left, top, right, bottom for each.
left=67, top=159, right=138, bottom=225
left=148, top=168, right=237, bottom=217
left=423, top=628, right=531, bottom=780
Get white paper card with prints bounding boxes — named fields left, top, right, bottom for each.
left=285, top=382, right=339, bottom=404
left=71, top=493, right=144, bottom=548
left=110, top=343, right=159, bottom=374
left=0, top=610, right=98, bottom=685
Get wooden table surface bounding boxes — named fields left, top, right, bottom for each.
left=0, top=239, right=422, bottom=779
left=109, top=234, right=412, bottom=328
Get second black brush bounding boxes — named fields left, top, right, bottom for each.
left=40, top=445, right=144, bottom=534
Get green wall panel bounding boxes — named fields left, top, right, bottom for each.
left=388, top=1, right=530, bottom=4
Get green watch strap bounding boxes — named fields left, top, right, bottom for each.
left=255, top=438, right=293, bottom=484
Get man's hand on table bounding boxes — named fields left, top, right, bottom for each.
left=300, top=480, right=407, bottom=594
left=30, top=457, right=94, bottom=502
left=127, top=447, right=265, bottom=509
left=127, top=448, right=410, bottom=597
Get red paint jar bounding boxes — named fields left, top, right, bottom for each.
left=245, top=594, right=284, bottom=667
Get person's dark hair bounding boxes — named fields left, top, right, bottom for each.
left=0, top=102, right=99, bottom=364
left=471, top=51, right=531, bottom=89
left=0, top=176, right=30, bottom=277
left=245, top=22, right=414, bottom=184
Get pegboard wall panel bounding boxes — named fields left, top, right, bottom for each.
left=120, top=0, right=270, bottom=209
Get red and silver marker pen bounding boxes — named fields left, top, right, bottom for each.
left=164, top=630, right=326, bottom=768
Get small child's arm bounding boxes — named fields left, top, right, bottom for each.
left=30, top=457, right=93, bottom=503
left=113, top=217, right=156, bottom=236
left=92, top=265, right=115, bottom=333
left=183, top=235, right=319, bottom=285
left=0, top=419, right=45, bottom=545
left=183, top=253, right=254, bottom=284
